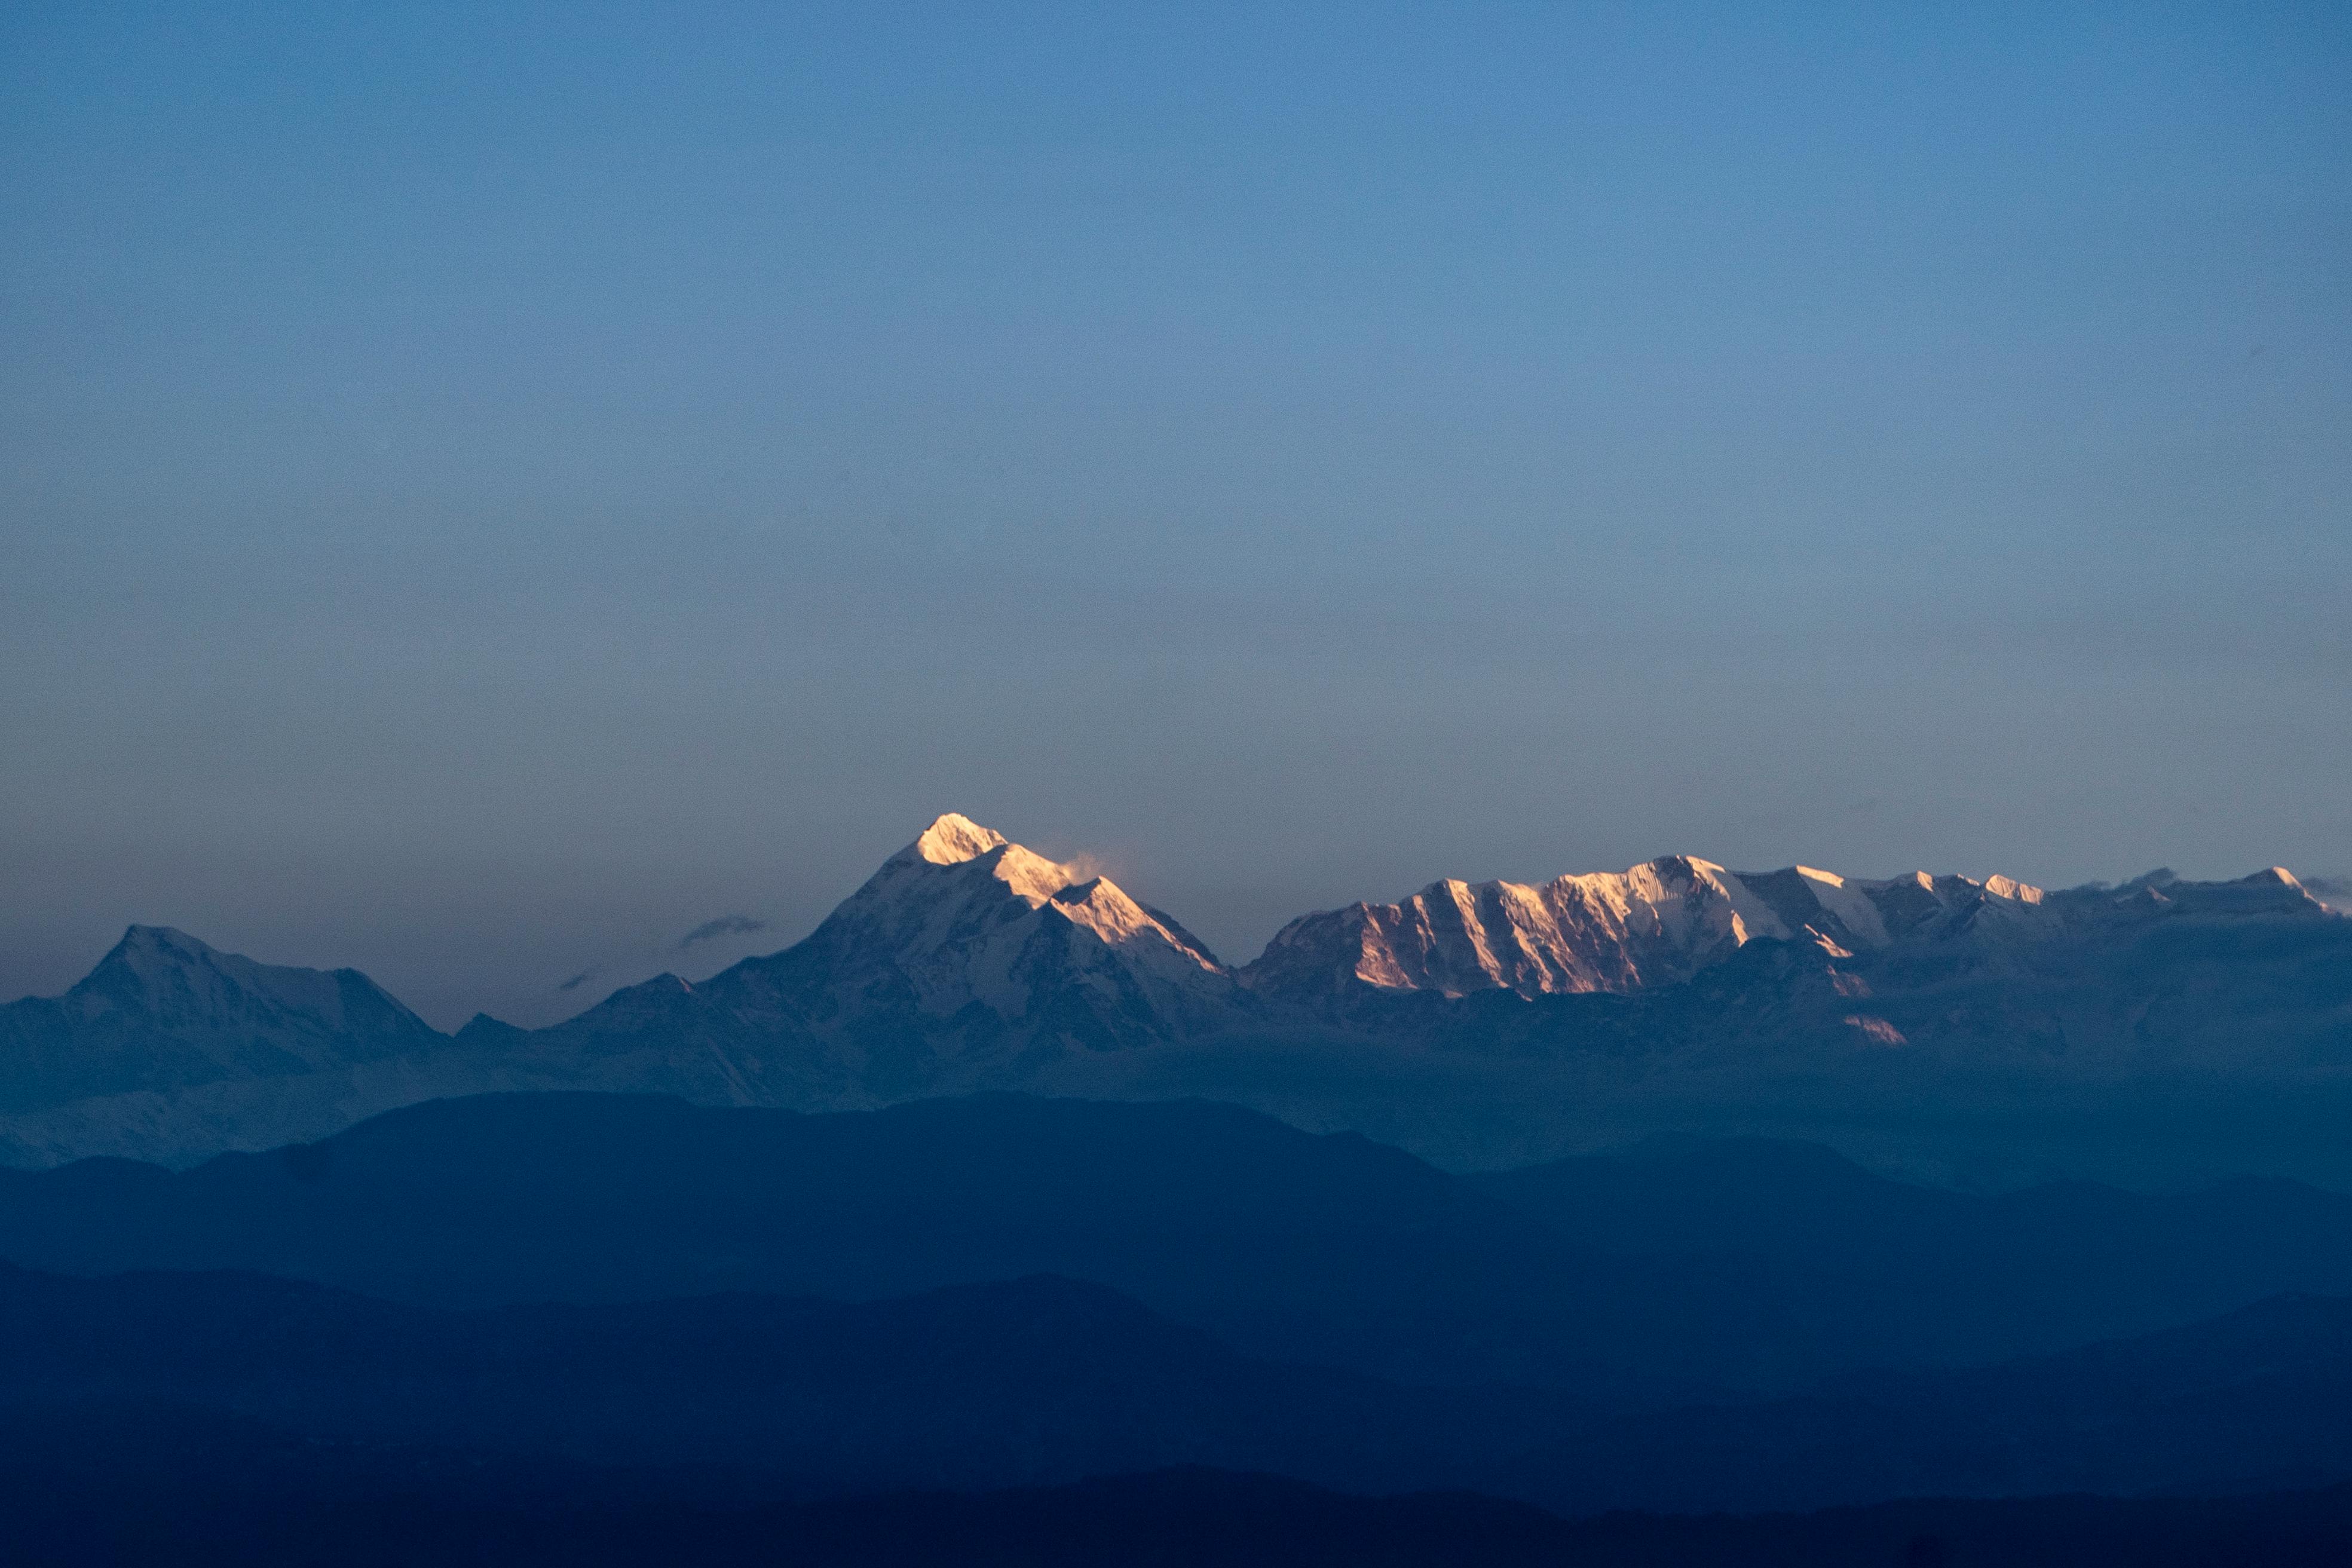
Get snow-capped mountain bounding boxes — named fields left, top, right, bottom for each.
left=775, top=812, right=1235, bottom=1035
left=1235, top=857, right=2343, bottom=1094
left=532, top=814, right=1250, bottom=1098
left=1239, top=858, right=2323, bottom=1007
left=0, top=926, right=442, bottom=1114
left=1239, top=858, right=2070, bottom=1004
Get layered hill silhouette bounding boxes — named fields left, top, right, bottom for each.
left=1517, top=1290, right=2352, bottom=1512
left=5, top=1252, right=2352, bottom=1517
left=17, top=1432, right=2352, bottom=1568
left=13, top=1092, right=2352, bottom=1400
left=2, top=814, right=2345, bottom=1174
left=0, top=1264, right=1530, bottom=1494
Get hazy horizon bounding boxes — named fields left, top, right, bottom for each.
left=7, top=3, right=2348, bottom=1028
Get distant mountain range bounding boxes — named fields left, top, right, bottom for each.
left=2, top=813, right=2345, bottom=1172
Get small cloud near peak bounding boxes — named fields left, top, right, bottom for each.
left=677, top=914, right=769, bottom=951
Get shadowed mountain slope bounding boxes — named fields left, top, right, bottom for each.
left=0, top=926, right=441, bottom=1113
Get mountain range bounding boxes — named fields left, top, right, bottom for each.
left=2, top=813, right=2345, bottom=1175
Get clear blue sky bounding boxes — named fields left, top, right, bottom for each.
left=4, top=2, right=2347, bottom=1026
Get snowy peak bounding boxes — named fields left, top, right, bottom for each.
left=877, top=816, right=1092, bottom=911
left=746, top=814, right=1239, bottom=1049
left=859, top=816, right=1220, bottom=967
left=909, top=811, right=1008, bottom=866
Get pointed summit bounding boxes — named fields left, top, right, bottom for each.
left=814, top=815, right=1230, bottom=1000
left=67, top=925, right=430, bottom=1039
left=81, top=925, right=225, bottom=993
left=909, top=813, right=1008, bottom=866
left=0, top=927, right=443, bottom=1117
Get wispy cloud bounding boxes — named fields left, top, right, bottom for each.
left=555, top=967, right=601, bottom=993
left=677, top=914, right=768, bottom=951
left=2304, top=874, right=2352, bottom=899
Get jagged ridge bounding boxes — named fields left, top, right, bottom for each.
left=1239, top=857, right=2322, bottom=1006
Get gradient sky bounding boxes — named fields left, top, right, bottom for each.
left=4, top=2, right=2348, bottom=1028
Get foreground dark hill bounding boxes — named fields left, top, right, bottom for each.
left=17, top=1429, right=2352, bottom=1568
left=1522, top=1291, right=2352, bottom=1512
left=13, top=1092, right=2352, bottom=1398
left=0, top=1264, right=1540, bottom=1493
left=8, top=1260, right=2352, bottom=1515
left=1472, top=1135, right=2352, bottom=1363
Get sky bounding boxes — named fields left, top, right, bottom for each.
left=3, top=1, right=2348, bottom=1028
